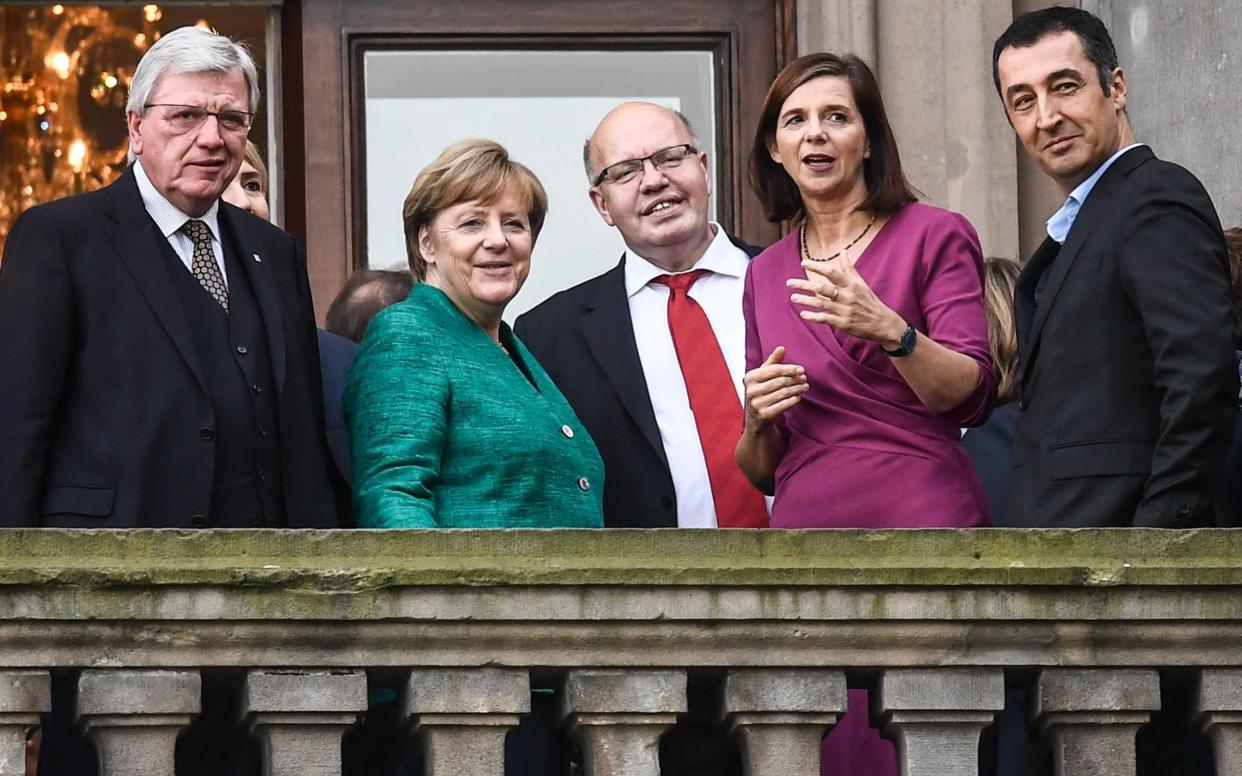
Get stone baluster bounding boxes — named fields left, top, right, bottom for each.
left=561, top=669, right=686, bottom=776
left=875, top=668, right=1005, bottom=776
left=76, top=669, right=200, bottom=776
left=404, top=668, right=530, bottom=776
left=0, top=671, right=49, bottom=776
left=243, top=669, right=367, bottom=776
left=1195, top=668, right=1242, bottom=775
left=1032, top=669, right=1160, bottom=776
left=720, top=669, right=846, bottom=776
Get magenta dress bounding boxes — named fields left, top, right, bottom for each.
left=742, top=202, right=996, bottom=776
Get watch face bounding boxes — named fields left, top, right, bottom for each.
left=901, top=324, right=917, bottom=351
left=886, top=324, right=916, bottom=357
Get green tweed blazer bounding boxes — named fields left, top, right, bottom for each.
left=345, top=283, right=605, bottom=528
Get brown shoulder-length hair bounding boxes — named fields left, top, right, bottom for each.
left=750, top=52, right=916, bottom=223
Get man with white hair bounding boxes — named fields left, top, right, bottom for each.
left=0, top=25, right=342, bottom=776
left=0, top=26, right=341, bottom=531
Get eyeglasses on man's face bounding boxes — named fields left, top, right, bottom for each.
left=145, top=103, right=254, bottom=135
left=594, top=143, right=699, bottom=187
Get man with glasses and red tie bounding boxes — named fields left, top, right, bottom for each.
left=517, top=100, right=760, bottom=775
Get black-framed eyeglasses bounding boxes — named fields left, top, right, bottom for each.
left=593, top=143, right=698, bottom=186
left=144, top=103, right=254, bottom=134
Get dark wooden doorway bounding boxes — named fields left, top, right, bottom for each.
left=284, top=0, right=795, bottom=312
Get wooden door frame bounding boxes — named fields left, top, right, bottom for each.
left=286, top=0, right=796, bottom=312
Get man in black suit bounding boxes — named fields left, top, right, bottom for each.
left=0, top=28, right=340, bottom=774
left=0, top=26, right=340, bottom=532
left=993, top=7, right=1236, bottom=530
left=516, top=102, right=765, bottom=534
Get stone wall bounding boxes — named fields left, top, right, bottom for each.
left=1084, top=0, right=1242, bottom=230
left=2, top=528, right=1242, bottom=774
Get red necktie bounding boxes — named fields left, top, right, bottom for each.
left=653, top=271, right=768, bottom=528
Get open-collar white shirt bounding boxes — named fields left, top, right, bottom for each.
left=133, top=159, right=228, bottom=286
left=624, top=223, right=766, bottom=528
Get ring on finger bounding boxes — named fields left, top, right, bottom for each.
left=830, top=286, right=840, bottom=301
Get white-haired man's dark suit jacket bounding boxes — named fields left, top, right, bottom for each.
left=0, top=167, right=341, bottom=530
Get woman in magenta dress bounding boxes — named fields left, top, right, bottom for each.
left=735, top=53, right=997, bottom=776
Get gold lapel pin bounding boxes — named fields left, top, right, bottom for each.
left=253, top=253, right=262, bottom=263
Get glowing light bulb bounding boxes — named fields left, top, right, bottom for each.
left=143, top=5, right=162, bottom=23
left=134, top=33, right=147, bottom=48
left=103, top=74, right=118, bottom=89
left=47, top=51, right=71, bottom=79
left=51, top=4, right=64, bottom=14
left=0, top=111, right=7, bottom=123
left=68, top=140, right=87, bottom=173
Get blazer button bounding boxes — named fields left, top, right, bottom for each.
left=235, top=345, right=248, bottom=355
left=577, top=476, right=590, bottom=492
left=1018, top=398, right=1030, bottom=410
left=252, top=384, right=262, bottom=394
left=191, top=514, right=207, bottom=528
left=561, top=424, right=574, bottom=439
left=199, top=426, right=214, bottom=440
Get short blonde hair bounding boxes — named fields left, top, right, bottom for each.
left=402, top=139, right=548, bottom=280
left=983, top=256, right=1021, bottom=403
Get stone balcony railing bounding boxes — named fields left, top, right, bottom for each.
left=0, top=528, right=1241, bottom=776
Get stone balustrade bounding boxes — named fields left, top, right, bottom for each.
left=0, top=527, right=1240, bottom=775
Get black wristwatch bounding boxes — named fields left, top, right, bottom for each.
left=883, top=323, right=917, bottom=357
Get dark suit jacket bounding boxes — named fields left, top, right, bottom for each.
left=1007, top=146, right=1237, bottom=528
left=0, top=168, right=341, bottom=528
left=514, top=233, right=760, bottom=528
left=317, top=328, right=357, bottom=484
left=962, top=402, right=1018, bottom=526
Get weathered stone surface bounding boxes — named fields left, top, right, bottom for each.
left=244, top=670, right=366, bottom=776
left=722, top=669, right=846, bottom=776
left=1195, top=668, right=1242, bottom=776
left=0, top=528, right=1237, bottom=589
left=1033, top=669, right=1160, bottom=776
left=562, top=670, right=685, bottom=776
left=404, top=668, right=530, bottom=776
left=405, top=667, right=531, bottom=715
left=877, top=669, right=1005, bottom=776
left=0, top=671, right=48, bottom=776
left=76, top=670, right=200, bottom=776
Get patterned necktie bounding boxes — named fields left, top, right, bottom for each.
left=652, top=270, right=768, bottom=528
left=181, top=219, right=228, bottom=312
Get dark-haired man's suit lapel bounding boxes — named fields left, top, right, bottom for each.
left=1007, top=145, right=1237, bottom=529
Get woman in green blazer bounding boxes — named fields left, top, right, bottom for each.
left=345, top=139, right=604, bottom=529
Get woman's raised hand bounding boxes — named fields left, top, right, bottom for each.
left=743, top=346, right=808, bottom=429
left=787, top=250, right=907, bottom=346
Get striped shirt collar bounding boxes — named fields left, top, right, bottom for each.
left=132, top=159, right=222, bottom=242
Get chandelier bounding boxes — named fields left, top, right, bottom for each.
left=0, top=4, right=164, bottom=253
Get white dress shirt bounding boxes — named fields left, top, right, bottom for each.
left=132, top=160, right=228, bottom=287
left=625, top=224, right=763, bottom=528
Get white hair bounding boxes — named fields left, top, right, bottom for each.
left=126, top=27, right=260, bottom=162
